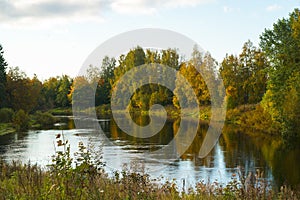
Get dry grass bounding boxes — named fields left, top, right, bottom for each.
left=0, top=135, right=299, bottom=200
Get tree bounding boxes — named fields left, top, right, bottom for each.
left=219, top=54, right=240, bottom=109
left=111, top=47, right=147, bottom=109
left=56, top=75, right=72, bottom=107
left=173, top=47, right=218, bottom=109
left=6, top=67, right=42, bottom=113
left=145, top=49, right=160, bottom=64
left=134, top=46, right=146, bottom=66
left=95, top=56, right=116, bottom=105
left=13, top=109, right=29, bottom=131
left=260, top=8, right=300, bottom=143
left=219, top=41, right=268, bottom=109
left=68, top=76, right=94, bottom=109
left=41, top=77, right=60, bottom=109
left=29, top=74, right=43, bottom=111
left=161, top=48, right=179, bottom=70
left=0, top=44, right=8, bottom=108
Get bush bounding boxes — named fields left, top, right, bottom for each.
left=0, top=108, right=14, bottom=123
left=34, top=111, right=55, bottom=126
left=239, top=105, right=280, bottom=135
left=95, top=104, right=111, bottom=117
left=13, top=109, right=29, bottom=131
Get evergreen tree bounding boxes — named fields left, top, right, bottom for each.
left=0, top=44, right=8, bottom=108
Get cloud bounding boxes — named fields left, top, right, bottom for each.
left=110, top=0, right=157, bottom=15
left=223, top=6, right=233, bottom=13
left=162, top=0, right=214, bottom=8
left=223, top=5, right=240, bottom=13
left=109, top=0, right=215, bottom=15
left=0, top=0, right=215, bottom=28
left=0, top=0, right=107, bottom=28
left=266, top=4, right=282, bottom=12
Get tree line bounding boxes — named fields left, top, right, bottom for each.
left=0, top=8, right=299, bottom=143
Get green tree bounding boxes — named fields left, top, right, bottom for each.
left=13, top=109, right=29, bottom=131
left=56, top=75, right=72, bottom=107
left=29, top=74, right=43, bottom=111
left=95, top=56, right=116, bottom=105
left=134, top=46, right=146, bottom=66
left=111, top=47, right=147, bottom=109
left=219, top=54, right=240, bottom=109
left=220, top=41, right=268, bottom=109
left=0, top=44, right=8, bottom=108
left=260, top=8, right=300, bottom=143
left=41, top=77, right=60, bottom=109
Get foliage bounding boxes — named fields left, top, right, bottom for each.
left=94, top=56, right=116, bottom=105
left=48, top=107, right=72, bottom=116
left=0, top=123, right=15, bottom=136
left=220, top=41, right=269, bottom=109
left=0, top=9, right=300, bottom=149
left=40, top=75, right=72, bottom=110
left=55, top=75, right=72, bottom=107
left=0, top=138, right=299, bottom=199
left=239, top=104, right=280, bottom=135
left=0, top=107, right=14, bottom=123
left=174, top=47, right=218, bottom=108
left=110, top=47, right=180, bottom=110
left=34, top=111, right=55, bottom=127
left=12, top=109, right=29, bottom=131
left=260, top=8, right=300, bottom=144
left=68, top=76, right=94, bottom=109
left=95, top=104, right=111, bottom=117
left=6, top=68, right=42, bottom=113
left=40, top=77, right=60, bottom=109
left=225, top=104, right=255, bottom=124
left=0, top=44, right=8, bottom=108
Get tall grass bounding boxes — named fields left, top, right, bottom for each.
left=0, top=135, right=298, bottom=199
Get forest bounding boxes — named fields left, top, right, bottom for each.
left=0, top=8, right=299, bottom=148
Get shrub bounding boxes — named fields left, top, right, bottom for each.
left=239, top=105, right=280, bottom=135
left=0, top=137, right=299, bottom=199
left=34, top=111, right=55, bottom=126
left=95, top=104, right=111, bottom=117
left=13, top=109, right=29, bottom=131
left=0, top=108, right=14, bottom=123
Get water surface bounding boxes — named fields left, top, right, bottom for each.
left=0, top=116, right=299, bottom=189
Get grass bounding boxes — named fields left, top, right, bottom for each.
left=48, top=107, right=73, bottom=116
left=0, top=135, right=299, bottom=200
left=0, top=123, right=15, bottom=136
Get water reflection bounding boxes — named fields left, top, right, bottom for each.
left=0, top=115, right=299, bottom=189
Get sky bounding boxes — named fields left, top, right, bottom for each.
left=0, top=0, right=299, bottom=80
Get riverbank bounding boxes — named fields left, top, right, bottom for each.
left=0, top=109, right=299, bottom=198
left=0, top=110, right=59, bottom=136
left=0, top=104, right=280, bottom=138
left=107, top=104, right=281, bottom=137
left=0, top=138, right=298, bottom=200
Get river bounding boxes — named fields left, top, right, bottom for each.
left=0, top=115, right=299, bottom=190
